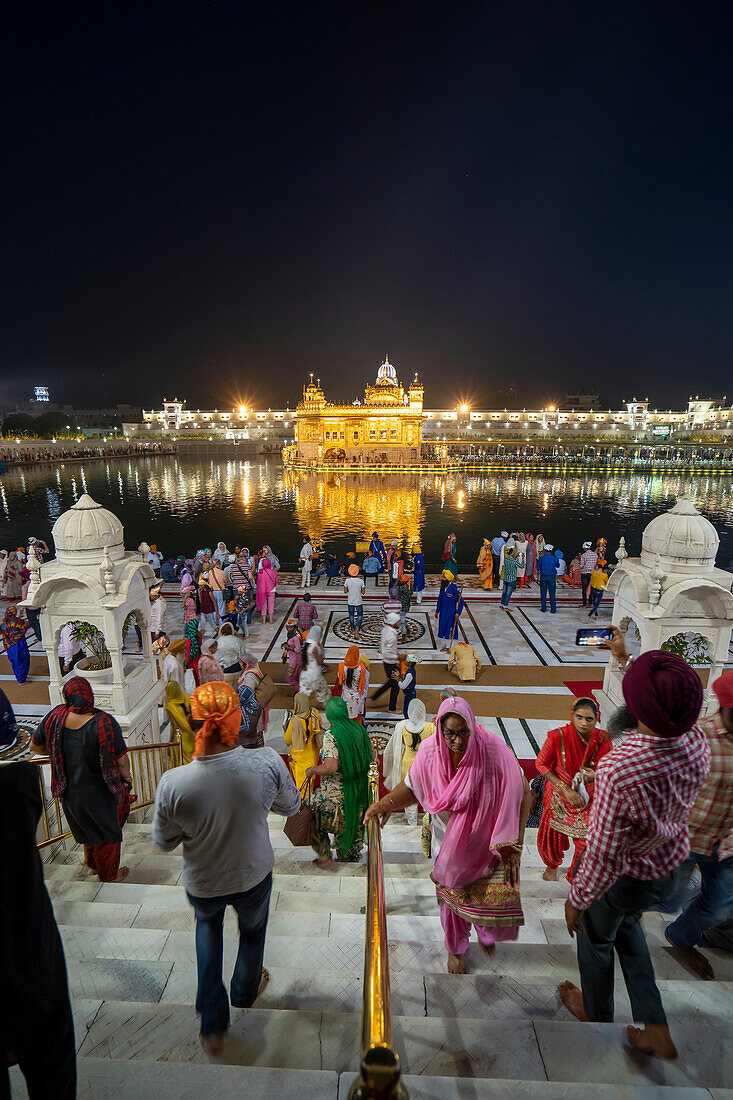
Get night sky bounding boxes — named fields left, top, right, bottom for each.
left=2, top=2, right=731, bottom=412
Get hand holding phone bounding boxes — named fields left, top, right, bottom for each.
left=575, top=627, right=614, bottom=647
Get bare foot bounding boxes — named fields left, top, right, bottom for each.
left=312, top=857, right=333, bottom=869
left=543, top=867, right=558, bottom=881
left=256, top=968, right=270, bottom=999
left=479, top=942, right=496, bottom=958
left=558, top=981, right=589, bottom=1021
left=663, top=928, right=715, bottom=980
left=627, top=1024, right=678, bottom=1059
left=199, top=1031, right=225, bottom=1057
left=106, top=866, right=130, bottom=883
left=447, top=953, right=468, bottom=974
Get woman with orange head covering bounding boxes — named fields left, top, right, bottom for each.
left=338, top=645, right=368, bottom=721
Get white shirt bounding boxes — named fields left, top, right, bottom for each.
left=344, top=577, right=365, bottom=606
left=150, top=598, right=168, bottom=633
left=153, top=747, right=300, bottom=897
left=162, top=652, right=186, bottom=691
left=379, top=625, right=399, bottom=663
left=58, top=623, right=81, bottom=663
left=149, top=552, right=162, bottom=569
left=300, top=543, right=313, bottom=563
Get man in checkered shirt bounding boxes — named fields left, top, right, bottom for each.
left=578, top=541, right=597, bottom=607
left=293, top=592, right=318, bottom=634
left=559, top=629, right=710, bottom=1060
left=664, top=670, right=733, bottom=978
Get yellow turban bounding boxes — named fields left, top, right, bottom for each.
left=442, top=568, right=455, bottom=580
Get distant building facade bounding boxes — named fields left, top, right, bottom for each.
left=126, top=389, right=732, bottom=444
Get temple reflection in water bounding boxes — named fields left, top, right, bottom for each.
left=283, top=468, right=425, bottom=547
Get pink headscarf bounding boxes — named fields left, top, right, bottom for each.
left=255, top=558, right=278, bottom=612
left=408, top=697, right=524, bottom=888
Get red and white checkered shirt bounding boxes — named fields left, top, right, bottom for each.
left=294, top=602, right=318, bottom=633
left=568, top=725, right=711, bottom=910
left=687, top=713, right=733, bottom=860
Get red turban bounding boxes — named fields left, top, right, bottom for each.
left=623, top=650, right=703, bottom=738
left=712, top=671, right=733, bottom=709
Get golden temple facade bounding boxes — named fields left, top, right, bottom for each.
left=284, top=357, right=425, bottom=465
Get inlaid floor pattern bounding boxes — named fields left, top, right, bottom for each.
left=11, top=817, right=733, bottom=1099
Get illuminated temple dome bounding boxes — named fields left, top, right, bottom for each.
left=376, top=355, right=398, bottom=386
left=286, top=357, right=425, bottom=466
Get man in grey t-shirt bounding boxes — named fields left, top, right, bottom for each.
left=152, top=683, right=300, bottom=1056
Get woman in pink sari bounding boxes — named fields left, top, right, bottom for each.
left=255, top=558, right=278, bottom=624
left=365, top=697, right=531, bottom=974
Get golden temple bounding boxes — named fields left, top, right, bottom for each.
left=283, top=357, right=424, bottom=465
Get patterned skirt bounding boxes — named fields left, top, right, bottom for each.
left=432, top=866, right=524, bottom=928
left=549, top=787, right=589, bottom=839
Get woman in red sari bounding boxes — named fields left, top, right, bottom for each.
left=535, top=697, right=611, bottom=883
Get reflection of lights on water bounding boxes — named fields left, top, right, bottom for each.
left=0, top=485, right=8, bottom=518
left=117, top=472, right=124, bottom=502
left=457, top=491, right=465, bottom=509
left=80, top=467, right=87, bottom=494
left=543, top=492, right=549, bottom=511
left=70, top=477, right=78, bottom=501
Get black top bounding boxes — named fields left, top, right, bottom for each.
left=33, top=713, right=127, bottom=844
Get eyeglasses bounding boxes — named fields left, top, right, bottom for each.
left=442, top=728, right=469, bottom=744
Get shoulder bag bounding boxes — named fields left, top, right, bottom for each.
left=283, top=776, right=313, bottom=847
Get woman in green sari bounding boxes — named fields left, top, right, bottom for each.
left=306, top=696, right=373, bottom=868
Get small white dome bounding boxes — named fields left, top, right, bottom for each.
left=641, top=496, right=719, bottom=574
left=52, top=494, right=125, bottom=562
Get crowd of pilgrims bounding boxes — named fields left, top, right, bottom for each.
left=2, top=529, right=733, bottom=1091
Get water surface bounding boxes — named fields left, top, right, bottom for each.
left=1, top=457, right=732, bottom=569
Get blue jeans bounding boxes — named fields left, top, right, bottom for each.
left=588, top=588, right=603, bottom=617
left=186, top=872, right=273, bottom=1036
left=577, top=869, right=682, bottom=1025
left=237, top=613, right=250, bottom=637
left=666, top=848, right=733, bottom=948
left=501, top=579, right=516, bottom=606
left=212, top=590, right=225, bottom=618
left=539, top=575, right=556, bottom=612
left=348, top=604, right=364, bottom=630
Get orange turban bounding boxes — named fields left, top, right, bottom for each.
left=344, top=645, right=360, bottom=668
left=191, top=681, right=241, bottom=757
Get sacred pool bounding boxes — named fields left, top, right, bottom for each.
left=1, top=455, right=732, bottom=569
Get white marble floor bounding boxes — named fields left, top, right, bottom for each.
left=12, top=813, right=730, bottom=1098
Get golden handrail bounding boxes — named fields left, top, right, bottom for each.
left=349, top=761, right=409, bottom=1099
left=30, top=737, right=182, bottom=849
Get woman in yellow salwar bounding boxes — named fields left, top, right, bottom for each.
left=284, top=691, right=323, bottom=791
left=476, top=538, right=493, bottom=589
left=164, top=681, right=196, bottom=764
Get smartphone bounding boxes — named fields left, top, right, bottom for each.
left=576, top=627, right=614, bottom=647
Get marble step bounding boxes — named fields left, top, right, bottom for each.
left=76, top=1001, right=733, bottom=1087
left=9, top=1058, right=338, bottom=1100
left=340, top=1078, right=727, bottom=1100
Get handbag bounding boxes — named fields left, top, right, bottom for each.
left=254, top=671, right=277, bottom=707
left=283, top=777, right=313, bottom=847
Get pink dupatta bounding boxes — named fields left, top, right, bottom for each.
left=409, top=697, right=524, bottom=888
left=255, top=559, right=278, bottom=612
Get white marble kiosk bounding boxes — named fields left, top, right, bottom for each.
left=23, top=493, right=164, bottom=744
left=597, top=496, right=733, bottom=725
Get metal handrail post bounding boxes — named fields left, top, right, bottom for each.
left=349, top=761, right=409, bottom=1099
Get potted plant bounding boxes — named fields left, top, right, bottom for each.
left=71, top=621, right=112, bottom=672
